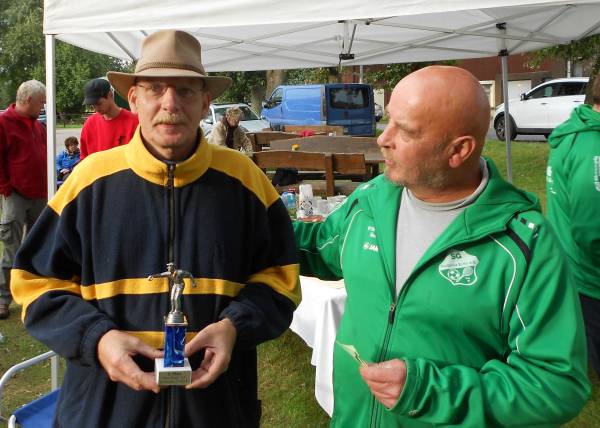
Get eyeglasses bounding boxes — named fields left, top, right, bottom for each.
left=136, top=82, right=204, bottom=100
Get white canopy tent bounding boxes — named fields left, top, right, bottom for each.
left=43, top=0, right=600, bottom=195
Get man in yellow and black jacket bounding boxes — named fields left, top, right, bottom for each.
left=11, top=30, right=300, bottom=428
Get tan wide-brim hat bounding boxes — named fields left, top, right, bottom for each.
left=107, top=30, right=232, bottom=100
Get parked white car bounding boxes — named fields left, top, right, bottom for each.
left=201, top=103, right=269, bottom=136
left=493, top=77, right=588, bottom=140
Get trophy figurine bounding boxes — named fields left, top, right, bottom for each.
left=148, top=263, right=196, bottom=386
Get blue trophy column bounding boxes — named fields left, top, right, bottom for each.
left=164, top=324, right=186, bottom=367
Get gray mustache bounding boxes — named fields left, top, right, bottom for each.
left=153, top=114, right=186, bottom=125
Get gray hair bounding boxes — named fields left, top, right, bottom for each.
left=225, top=106, right=242, bottom=120
left=16, top=80, right=46, bottom=103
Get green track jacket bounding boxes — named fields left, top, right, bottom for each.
left=294, top=159, right=590, bottom=427
left=547, top=104, right=600, bottom=300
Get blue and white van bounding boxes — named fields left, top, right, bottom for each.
left=260, top=83, right=376, bottom=136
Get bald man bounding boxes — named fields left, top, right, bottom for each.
left=293, top=66, right=590, bottom=427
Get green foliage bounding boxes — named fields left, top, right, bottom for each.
left=0, top=0, right=129, bottom=113
left=287, top=68, right=331, bottom=85
left=365, top=61, right=455, bottom=91
left=0, top=0, right=45, bottom=106
left=526, top=34, right=600, bottom=74
left=212, top=71, right=266, bottom=103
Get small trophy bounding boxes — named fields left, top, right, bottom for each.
left=148, top=263, right=196, bottom=386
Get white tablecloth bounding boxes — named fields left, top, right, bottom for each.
left=289, top=275, right=347, bottom=416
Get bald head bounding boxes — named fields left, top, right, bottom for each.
left=377, top=66, right=490, bottom=201
left=394, top=66, right=490, bottom=150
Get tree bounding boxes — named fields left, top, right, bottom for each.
left=0, top=0, right=129, bottom=113
left=212, top=70, right=266, bottom=112
left=0, top=0, right=44, bottom=106
left=526, top=34, right=600, bottom=104
left=365, top=62, right=454, bottom=92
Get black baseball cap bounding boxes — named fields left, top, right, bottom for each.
left=82, top=78, right=111, bottom=105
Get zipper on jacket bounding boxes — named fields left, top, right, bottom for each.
left=388, top=302, right=397, bottom=324
left=166, top=163, right=176, bottom=263
left=165, top=162, right=176, bottom=428
left=368, top=230, right=513, bottom=427
left=369, top=299, right=399, bottom=427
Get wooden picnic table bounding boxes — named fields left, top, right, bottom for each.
left=269, top=136, right=383, bottom=178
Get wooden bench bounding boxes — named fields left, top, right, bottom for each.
left=283, top=125, right=345, bottom=135
left=252, top=151, right=367, bottom=196
left=269, top=136, right=382, bottom=178
left=246, top=131, right=299, bottom=152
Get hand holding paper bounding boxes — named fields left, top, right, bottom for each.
left=336, top=341, right=369, bottom=367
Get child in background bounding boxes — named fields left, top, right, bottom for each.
left=56, top=136, right=80, bottom=181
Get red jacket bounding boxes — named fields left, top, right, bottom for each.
left=0, top=104, right=47, bottom=198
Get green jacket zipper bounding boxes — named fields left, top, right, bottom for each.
left=368, top=228, right=512, bottom=427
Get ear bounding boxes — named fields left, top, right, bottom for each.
left=447, top=135, right=477, bottom=169
left=128, top=86, right=138, bottom=114
left=201, top=92, right=212, bottom=118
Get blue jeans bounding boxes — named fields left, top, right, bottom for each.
left=0, top=192, right=46, bottom=304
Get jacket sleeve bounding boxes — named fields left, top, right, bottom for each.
left=11, top=198, right=117, bottom=366
left=391, top=223, right=591, bottom=427
left=79, top=123, right=89, bottom=159
left=239, top=131, right=253, bottom=153
left=55, top=152, right=63, bottom=172
left=220, top=178, right=301, bottom=349
left=208, top=122, right=227, bottom=147
left=292, top=197, right=354, bottom=280
left=567, top=144, right=600, bottom=291
left=0, top=121, right=11, bottom=196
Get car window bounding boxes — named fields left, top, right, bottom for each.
left=528, top=84, right=558, bottom=99
left=214, top=106, right=259, bottom=121
left=270, top=89, right=283, bottom=107
left=329, top=87, right=369, bottom=109
left=556, top=82, right=586, bottom=96
left=214, top=108, right=226, bottom=122
left=238, top=106, right=259, bottom=120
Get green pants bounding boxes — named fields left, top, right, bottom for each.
left=0, top=192, right=46, bottom=304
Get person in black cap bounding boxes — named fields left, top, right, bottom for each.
left=80, top=78, right=138, bottom=159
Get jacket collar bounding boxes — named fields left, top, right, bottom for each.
left=356, top=158, right=539, bottom=284
left=125, top=126, right=212, bottom=187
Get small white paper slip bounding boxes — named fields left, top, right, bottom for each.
left=336, top=341, right=369, bottom=367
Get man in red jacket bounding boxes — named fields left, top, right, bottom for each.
left=0, top=80, right=47, bottom=319
left=80, top=78, right=138, bottom=159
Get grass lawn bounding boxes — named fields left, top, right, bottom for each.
left=1, top=139, right=598, bottom=427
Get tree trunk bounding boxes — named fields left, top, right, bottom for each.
left=265, top=70, right=288, bottom=98
left=584, top=71, right=598, bottom=105
left=250, top=85, right=266, bottom=115
left=327, top=67, right=340, bottom=83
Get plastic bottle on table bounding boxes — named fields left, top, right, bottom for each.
left=281, top=190, right=297, bottom=219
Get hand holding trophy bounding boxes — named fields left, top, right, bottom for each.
left=148, top=263, right=196, bottom=385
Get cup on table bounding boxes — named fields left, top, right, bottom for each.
left=316, top=199, right=330, bottom=217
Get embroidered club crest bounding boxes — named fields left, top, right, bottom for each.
left=438, top=249, right=479, bottom=286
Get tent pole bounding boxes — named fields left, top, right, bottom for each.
left=500, top=51, right=512, bottom=183
left=359, top=65, right=364, bottom=83
left=45, top=34, right=57, bottom=199
left=497, top=22, right=513, bottom=183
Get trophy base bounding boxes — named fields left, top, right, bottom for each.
left=155, top=358, right=192, bottom=386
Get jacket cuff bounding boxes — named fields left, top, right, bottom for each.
left=388, top=358, right=421, bottom=417
left=79, top=317, right=118, bottom=367
left=218, top=305, right=246, bottom=346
